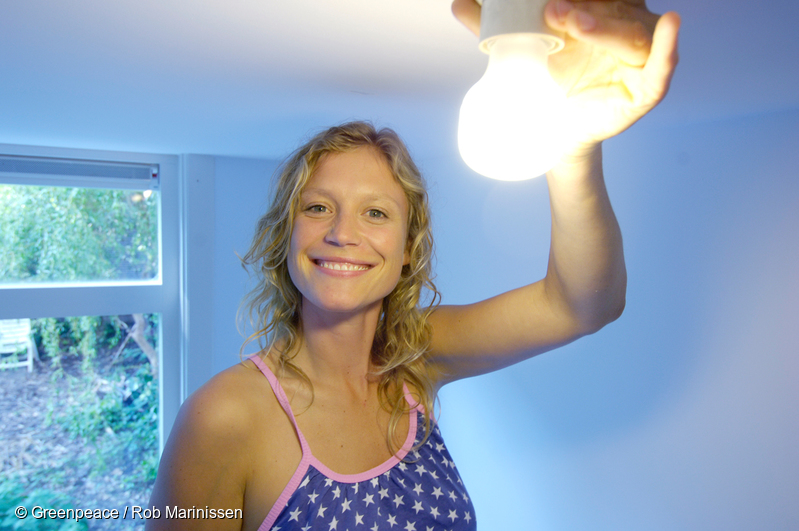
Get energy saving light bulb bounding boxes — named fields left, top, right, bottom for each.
left=458, top=0, right=568, bottom=181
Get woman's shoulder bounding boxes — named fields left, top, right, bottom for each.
left=148, top=356, right=291, bottom=530
left=179, top=355, right=279, bottom=437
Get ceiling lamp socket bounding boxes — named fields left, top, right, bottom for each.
left=477, top=0, right=564, bottom=54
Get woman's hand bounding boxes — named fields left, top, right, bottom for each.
left=451, top=0, right=680, bottom=149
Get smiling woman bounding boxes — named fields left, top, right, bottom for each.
left=238, top=124, right=440, bottom=450
left=147, top=1, right=680, bottom=528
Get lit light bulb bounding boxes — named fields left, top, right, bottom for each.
left=459, top=33, right=568, bottom=181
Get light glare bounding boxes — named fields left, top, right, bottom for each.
left=458, top=34, right=569, bottom=181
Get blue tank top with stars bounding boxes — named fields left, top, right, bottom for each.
left=250, top=354, right=477, bottom=531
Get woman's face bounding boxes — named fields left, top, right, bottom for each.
left=288, top=146, right=410, bottom=317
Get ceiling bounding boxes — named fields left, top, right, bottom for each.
left=1, top=0, right=797, bottom=160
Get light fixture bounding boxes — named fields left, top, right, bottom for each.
left=458, top=0, right=569, bottom=181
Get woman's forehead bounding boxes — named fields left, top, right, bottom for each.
left=306, top=147, right=406, bottom=203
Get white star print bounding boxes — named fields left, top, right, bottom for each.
left=273, top=422, right=476, bottom=530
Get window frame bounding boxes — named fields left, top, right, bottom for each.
left=0, top=142, right=183, bottom=451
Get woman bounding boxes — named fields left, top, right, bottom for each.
left=147, top=1, right=680, bottom=529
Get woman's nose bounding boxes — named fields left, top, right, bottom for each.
left=324, top=212, right=360, bottom=246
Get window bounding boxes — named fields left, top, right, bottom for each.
left=0, top=143, right=181, bottom=454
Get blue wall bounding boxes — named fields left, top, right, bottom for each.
left=212, top=109, right=799, bottom=530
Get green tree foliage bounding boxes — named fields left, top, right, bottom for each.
left=0, top=185, right=157, bottom=282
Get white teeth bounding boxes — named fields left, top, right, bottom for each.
left=318, top=261, right=369, bottom=271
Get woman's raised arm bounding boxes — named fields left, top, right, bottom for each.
left=428, top=0, right=680, bottom=383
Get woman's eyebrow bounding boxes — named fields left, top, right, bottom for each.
left=361, top=193, right=404, bottom=210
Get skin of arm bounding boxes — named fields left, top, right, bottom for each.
left=429, top=0, right=680, bottom=383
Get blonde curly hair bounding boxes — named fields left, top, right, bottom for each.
left=239, top=121, right=440, bottom=451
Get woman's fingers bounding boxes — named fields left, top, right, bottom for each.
left=639, top=11, right=681, bottom=104
left=544, top=0, right=661, bottom=67
left=452, top=0, right=481, bottom=36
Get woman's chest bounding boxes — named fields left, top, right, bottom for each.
left=295, top=395, right=410, bottom=474
left=239, top=392, right=410, bottom=530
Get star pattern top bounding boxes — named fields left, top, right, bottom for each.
left=250, top=355, right=476, bottom=531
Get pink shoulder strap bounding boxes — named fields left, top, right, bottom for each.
left=248, top=353, right=311, bottom=455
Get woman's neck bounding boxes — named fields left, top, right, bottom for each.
left=293, top=299, right=382, bottom=392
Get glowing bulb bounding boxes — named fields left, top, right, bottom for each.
left=458, top=33, right=569, bottom=181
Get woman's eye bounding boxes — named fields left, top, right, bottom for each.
left=368, top=209, right=386, bottom=219
left=307, top=204, right=327, bottom=213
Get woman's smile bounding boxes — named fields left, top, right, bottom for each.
left=314, top=259, right=372, bottom=273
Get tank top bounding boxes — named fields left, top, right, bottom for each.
left=249, top=354, right=477, bottom=531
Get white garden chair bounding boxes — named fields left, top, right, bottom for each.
left=0, top=318, right=36, bottom=372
